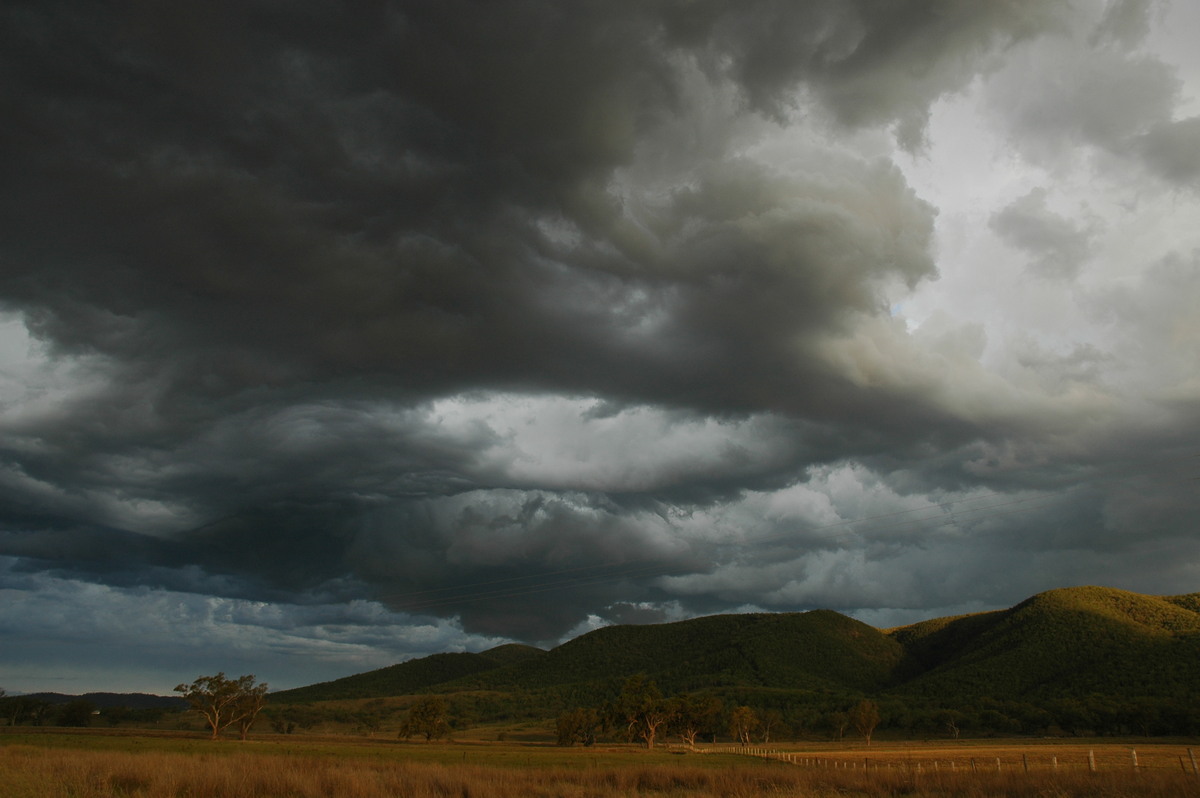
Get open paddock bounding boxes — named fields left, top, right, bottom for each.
left=732, top=739, right=1200, bottom=776
left=3, top=729, right=1199, bottom=797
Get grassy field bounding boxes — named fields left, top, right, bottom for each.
left=3, top=729, right=1199, bottom=797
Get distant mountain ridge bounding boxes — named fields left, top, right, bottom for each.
left=273, top=586, right=1200, bottom=708
left=20, top=692, right=186, bottom=709
left=273, top=644, right=546, bottom=703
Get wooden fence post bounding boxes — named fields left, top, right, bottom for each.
left=1088, top=750, right=1096, bottom=773
left=1131, top=749, right=1138, bottom=771
left=1189, top=748, right=1198, bottom=776
left=1022, top=753, right=1029, bottom=773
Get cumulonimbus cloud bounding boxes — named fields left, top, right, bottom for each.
left=1, top=0, right=1198, bottom=683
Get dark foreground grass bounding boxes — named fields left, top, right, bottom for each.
left=3, top=732, right=1199, bottom=797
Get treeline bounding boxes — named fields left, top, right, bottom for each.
left=0, top=693, right=172, bottom=728
left=259, top=686, right=1200, bottom=741
left=719, top=690, right=1200, bottom=740
left=261, top=689, right=557, bottom=736
left=553, top=675, right=881, bottom=748
left=554, top=680, right=1200, bottom=746
left=882, top=694, right=1200, bottom=738
left=10, top=670, right=1196, bottom=743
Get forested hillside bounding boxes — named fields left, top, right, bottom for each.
left=453, top=610, right=903, bottom=695
left=892, top=586, right=1200, bottom=701
left=269, top=586, right=1200, bottom=737
left=273, top=645, right=545, bottom=703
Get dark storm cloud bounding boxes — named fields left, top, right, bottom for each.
left=989, top=188, right=1095, bottom=279
left=7, top=0, right=1196, bottom=666
left=0, top=0, right=1056, bottom=411
left=1135, top=116, right=1200, bottom=186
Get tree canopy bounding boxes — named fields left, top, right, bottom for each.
left=399, top=695, right=450, bottom=741
left=174, top=673, right=268, bottom=740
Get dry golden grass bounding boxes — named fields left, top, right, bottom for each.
left=3, top=733, right=1200, bottom=797
left=737, top=738, right=1200, bottom=774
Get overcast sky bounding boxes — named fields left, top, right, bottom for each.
left=2, top=0, right=1199, bottom=695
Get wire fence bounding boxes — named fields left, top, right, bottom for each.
left=714, top=745, right=1200, bottom=776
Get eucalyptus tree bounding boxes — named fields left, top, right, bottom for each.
left=175, top=673, right=268, bottom=740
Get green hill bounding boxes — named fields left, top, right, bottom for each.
left=272, top=644, right=546, bottom=703
left=891, top=586, right=1200, bottom=702
left=274, top=585, right=1200, bottom=734
left=450, top=610, right=903, bottom=698
left=272, top=652, right=498, bottom=703
left=477, top=643, right=547, bottom=667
